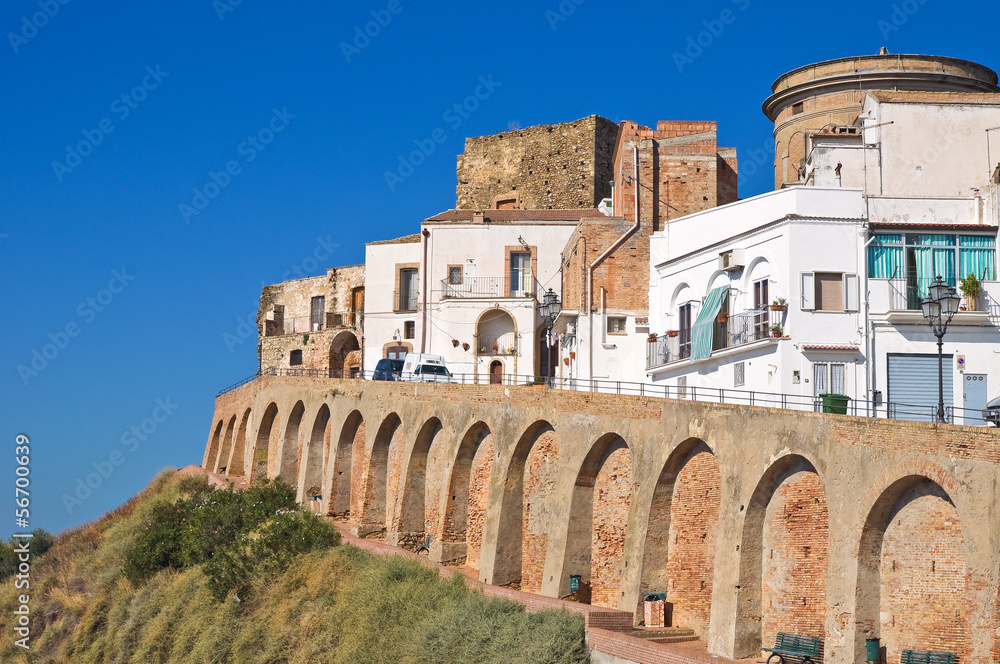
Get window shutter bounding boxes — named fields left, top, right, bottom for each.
left=800, top=272, right=815, bottom=311
left=844, top=274, right=859, bottom=311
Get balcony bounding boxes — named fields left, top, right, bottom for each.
left=263, top=310, right=363, bottom=337
left=647, top=308, right=781, bottom=370
left=883, top=278, right=997, bottom=325
left=477, top=332, right=518, bottom=356
left=438, top=276, right=544, bottom=300
left=394, top=289, right=419, bottom=313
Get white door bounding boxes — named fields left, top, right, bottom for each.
left=963, top=374, right=988, bottom=426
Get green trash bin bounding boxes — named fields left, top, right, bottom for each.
left=819, top=393, right=850, bottom=415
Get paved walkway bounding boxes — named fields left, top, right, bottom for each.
left=331, top=522, right=759, bottom=664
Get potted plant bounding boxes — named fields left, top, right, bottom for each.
left=451, top=339, right=460, bottom=347
left=462, top=342, right=470, bottom=351
left=769, top=297, right=787, bottom=312
left=648, top=333, right=658, bottom=342
left=666, top=330, right=679, bottom=338
left=769, top=324, right=783, bottom=338
left=960, top=273, right=982, bottom=311
left=716, top=312, right=729, bottom=324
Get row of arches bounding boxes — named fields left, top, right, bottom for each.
left=204, top=398, right=975, bottom=663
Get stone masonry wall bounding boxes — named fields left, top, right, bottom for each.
left=522, top=430, right=559, bottom=593
left=590, top=446, right=632, bottom=608
left=456, top=115, right=618, bottom=210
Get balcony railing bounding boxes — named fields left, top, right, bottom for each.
left=477, top=332, right=517, bottom=356
left=438, top=277, right=544, bottom=300
left=394, top=289, right=419, bottom=312
left=263, top=311, right=364, bottom=337
left=647, top=308, right=781, bottom=370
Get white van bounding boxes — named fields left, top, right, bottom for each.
left=400, top=354, right=453, bottom=383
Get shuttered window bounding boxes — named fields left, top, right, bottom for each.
left=815, top=273, right=843, bottom=311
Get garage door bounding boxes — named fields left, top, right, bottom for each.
left=887, top=353, right=953, bottom=422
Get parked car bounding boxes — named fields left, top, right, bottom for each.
left=400, top=353, right=453, bottom=383
left=372, top=358, right=404, bottom=381
left=983, top=396, right=1000, bottom=426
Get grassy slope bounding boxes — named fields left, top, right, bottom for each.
left=0, top=471, right=588, bottom=664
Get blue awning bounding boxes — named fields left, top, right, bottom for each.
left=691, top=286, right=729, bottom=361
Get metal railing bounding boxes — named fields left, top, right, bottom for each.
left=215, top=368, right=995, bottom=427
left=263, top=311, right=363, bottom=336
left=438, top=277, right=544, bottom=300
left=647, top=308, right=780, bottom=370
left=394, top=289, right=419, bottom=312
left=476, top=332, right=518, bottom=356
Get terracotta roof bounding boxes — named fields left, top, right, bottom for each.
left=366, top=233, right=421, bottom=246
left=426, top=209, right=605, bottom=223
left=868, top=90, right=1000, bottom=105
left=801, top=344, right=860, bottom=352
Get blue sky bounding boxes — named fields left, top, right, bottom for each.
left=3, top=0, right=998, bottom=536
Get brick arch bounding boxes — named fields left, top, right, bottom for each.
left=561, top=432, right=632, bottom=608
left=251, top=402, right=280, bottom=484
left=215, top=415, right=236, bottom=474
left=300, top=404, right=330, bottom=511
left=329, top=330, right=360, bottom=379
left=855, top=475, right=971, bottom=664
left=357, top=413, right=401, bottom=539
left=735, top=454, right=829, bottom=659
left=206, top=419, right=224, bottom=472
left=492, top=420, right=557, bottom=589
left=278, top=401, right=305, bottom=485
left=441, top=422, right=492, bottom=557
left=395, top=417, right=445, bottom=550
left=227, top=408, right=252, bottom=477
left=640, top=437, right=721, bottom=635
left=329, top=410, right=362, bottom=519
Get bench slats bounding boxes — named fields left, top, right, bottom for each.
left=764, top=632, right=822, bottom=659
left=901, top=650, right=956, bottom=664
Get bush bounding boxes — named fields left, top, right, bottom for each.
left=0, top=529, right=54, bottom=582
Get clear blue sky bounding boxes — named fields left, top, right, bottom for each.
left=3, top=0, right=997, bottom=536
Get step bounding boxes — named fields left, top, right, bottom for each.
left=649, top=635, right=701, bottom=645
left=629, top=628, right=696, bottom=640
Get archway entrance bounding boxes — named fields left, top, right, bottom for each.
left=329, top=331, right=360, bottom=379
left=490, top=360, right=503, bottom=384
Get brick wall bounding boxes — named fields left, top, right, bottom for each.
left=331, top=417, right=363, bottom=518
left=760, top=470, right=829, bottom=650
left=591, top=445, right=632, bottom=608
left=465, top=436, right=494, bottom=571
left=666, top=450, right=721, bottom=636
left=879, top=483, right=970, bottom=663
left=522, top=430, right=559, bottom=593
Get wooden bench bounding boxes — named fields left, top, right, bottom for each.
left=901, top=649, right=956, bottom=664
left=763, top=632, right=822, bottom=664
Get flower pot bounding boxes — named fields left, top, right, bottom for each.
left=772, top=331, right=781, bottom=338
left=462, top=342, right=470, bottom=351
left=666, top=330, right=679, bottom=338
left=452, top=339, right=460, bottom=347
left=769, top=305, right=787, bottom=312
left=563, top=358, right=570, bottom=365
left=964, top=294, right=979, bottom=311
left=716, top=314, right=729, bottom=324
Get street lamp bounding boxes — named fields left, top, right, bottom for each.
left=920, top=276, right=962, bottom=423
left=538, top=289, right=562, bottom=378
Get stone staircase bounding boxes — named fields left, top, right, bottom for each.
left=628, top=627, right=700, bottom=645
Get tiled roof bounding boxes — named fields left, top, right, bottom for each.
left=801, top=344, right=860, bottom=352
left=869, top=90, right=1000, bottom=105
left=426, top=209, right=605, bottom=223
left=366, top=234, right=422, bottom=246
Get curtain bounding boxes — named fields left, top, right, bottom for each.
left=911, top=247, right=934, bottom=299
left=932, top=248, right=956, bottom=286
left=868, top=234, right=902, bottom=279
left=691, top=286, right=729, bottom=361
left=959, top=235, right=996, bottom=281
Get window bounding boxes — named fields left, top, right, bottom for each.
left=868, top=233, right=996, bottom=308
left=753, top=278, right=769, bottom=339
left=310, top=296, right=325, bottom=330
left=734, top=362, right=745, bottom=387
left=801, top=272, right=858, bottom=312
left=607, top=316, right=626, bottom=334
left=448, top=265, right=463, bottom=285
left=813, top=362, right=846, bottom=396
left=399, top=269, right=418, bottom=311
left=792, top=102, right=804, bottom=115
left=290, top=350, right=302, bottom=366
left=678, top=302, right=693, bottom=360
left=403, top=321, right=415, bottom=339
left=509, top=251, right=532, bottom=297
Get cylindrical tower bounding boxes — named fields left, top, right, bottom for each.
left=763, top=51, right=999, bottom=189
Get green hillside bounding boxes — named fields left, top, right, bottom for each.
left=0, top=470, right=588, bottom=664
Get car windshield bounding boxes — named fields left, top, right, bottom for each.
left=388, top=360, right=403, bottom=371
left=421, top=365, right=450, bottom=376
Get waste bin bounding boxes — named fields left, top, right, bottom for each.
left=569, top=575, right=581, bottom=593
left=819, top=393, right=851, bottom=415
left=865, top=637, right=880, bottom=662
left=643, top=593, right=666, bottom=627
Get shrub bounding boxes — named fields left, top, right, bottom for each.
left=0, top=529, right=55, bottom=582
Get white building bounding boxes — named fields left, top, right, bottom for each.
left=648, top=91, right=1000, bottom=423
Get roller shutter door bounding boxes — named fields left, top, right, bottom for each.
left=887, top=353, right=953, bottom=422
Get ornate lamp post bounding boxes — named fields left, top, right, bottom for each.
left=920, top=276, right=962, bottom=423
left=538, top=289, right=562, bottom=378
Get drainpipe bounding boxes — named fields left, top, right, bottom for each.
left=421, top=228, right=430, bottom=353
left=863, top=233, right=877, bottom=415
left=588, top=143, right=641, bottom=385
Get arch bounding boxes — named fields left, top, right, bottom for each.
left=492, top=420, right=558, bottom=590
left=855, top=476, right=970, bottom=664
left=278, top=401, right=305, bottom=485
left=706, top=270, right=731, bottom=294
left=639, top=438, right=721, bottom=635
left=488, top=360, right=504, bottom=384
left=206, top=420, right=224, bottom=472
left=329, top=330, right=360, bottom=379
left=357, top=413, right=401, bottom=538
left=735, top=454, right=829, bottom=659
left=441, top=422, right=492, bottom=561
left=476, top=307, right=517, bottom=356
left=216, top=415, right=237, bottom=473
left=562, top=433, right=632, bottom=608
left=300, top=404, right=330, bottom=511
left=396, top=417, right=444, bottom=550
left=251, top=403, right=279, bottom=484
left=227, top=408, right=252, bottom=477
left=669, top=282, right=693, bottom=312
left=329, top=410, right=363, bottom=519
